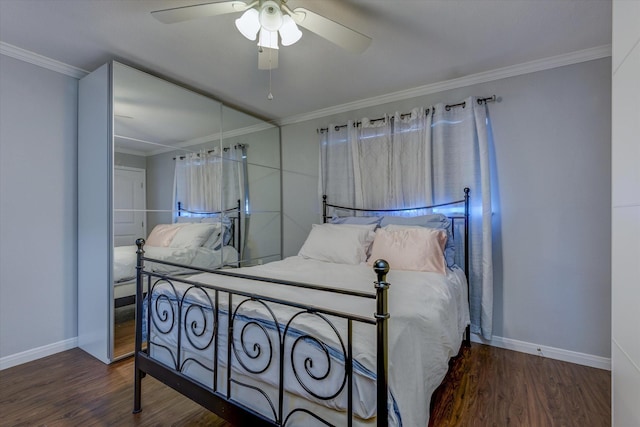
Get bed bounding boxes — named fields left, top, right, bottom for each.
left=133, top=189, right=471, bottom=426
left=114, top=203, right=241, bottom=307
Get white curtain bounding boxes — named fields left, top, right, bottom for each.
left=320, top=97, right=493, bottom=338
left=319, top=123, right=356, bottom=209
left=173, top=146, right=244, bottom=216
left=352, top=108, right=433, bottom=209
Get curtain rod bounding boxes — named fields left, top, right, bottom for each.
left=318, top=95, right=497, bottom=133
left=172, top=143, right=246, bottom=160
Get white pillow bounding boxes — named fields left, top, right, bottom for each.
left=298, top=223, right=376, bottom=265
left=169, top=223, right=217, bottom=249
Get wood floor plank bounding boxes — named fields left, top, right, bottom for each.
left=0, top=349, right=231, bottom=427
left=428, top=345, right=610, bottom=427
left=0, top=344, right=609, bottom=426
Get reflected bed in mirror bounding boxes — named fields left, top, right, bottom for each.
left=112, top=203, right=242, bottom=306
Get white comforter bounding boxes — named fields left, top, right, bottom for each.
left=114, top=244, right=238, bottom=283
left=147, top=256, right=469, bottom=426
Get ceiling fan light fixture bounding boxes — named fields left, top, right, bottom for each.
left=235, top=8, right=260, bottom=40
left=259, top=1, right=283, bottom=32
left=279, top=14, right=302, bottom=46
left=234, top=0, right=302, bottom=50
left=258, top=27, right=279, bottom=50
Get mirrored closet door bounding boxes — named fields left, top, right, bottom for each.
left=78, top=61, right=281, bottom=363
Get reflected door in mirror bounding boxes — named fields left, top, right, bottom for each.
left=113, top=166, right=146, bottom=247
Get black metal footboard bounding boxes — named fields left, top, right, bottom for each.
left=133, top=239, right=391, bottom=427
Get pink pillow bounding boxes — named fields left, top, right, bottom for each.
left=367, top=226, right=447, bottom=274
left=146, top=224, right=184, bottom=247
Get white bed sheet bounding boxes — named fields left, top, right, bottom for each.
left=113, top=244, right=239, bottom=283
left=146, top=256, right=469, bottom=426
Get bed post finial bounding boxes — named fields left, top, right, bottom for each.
left=373, top=259, right=389, bottom=427
left=373, top=259, right=390, bottom=281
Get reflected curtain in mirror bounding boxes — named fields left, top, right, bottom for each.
left=173, top=146, right=247, bottom=217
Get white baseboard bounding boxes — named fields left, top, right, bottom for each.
left=0, top=337, right=78, bottom=371
left=472, top=333, right=611, bottom=371
left=0, top=334, right=611, bottom=372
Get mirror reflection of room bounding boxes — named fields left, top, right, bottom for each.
left=110, top=62, right=281, bottom=360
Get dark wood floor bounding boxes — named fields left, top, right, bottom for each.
left=428, top=345, right=610, bottom=426
left=114, top=304, right=136, bottom=358
left=0, top=344, right=610, bottom=426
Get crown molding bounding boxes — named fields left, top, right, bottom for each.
left=113, top=146, right=148, bottom=157
left=278, top=44, right=612, bottom=126
left=0, top=41, right=612, bottom=126
left=114, top=122, right=274, bottom=157
left=147, top=122, right=276, bottom=157
left=0, top=42, right=89, bottom=79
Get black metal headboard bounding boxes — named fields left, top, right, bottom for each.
left=176, top=199, right=242, bottom=266
left=322, top=188, right=471, bottom=345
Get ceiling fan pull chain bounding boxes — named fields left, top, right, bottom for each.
left=267, top=48, right=274, bottom=100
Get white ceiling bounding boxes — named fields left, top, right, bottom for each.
left=0, top=0, right=612, bottom=122
left=112, top=61, right=268, bottom=156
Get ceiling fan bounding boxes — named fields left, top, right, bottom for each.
left=151, top=0, right=371, bottom=69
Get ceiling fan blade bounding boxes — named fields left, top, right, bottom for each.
left=151, top=1, right=248, bottom=24
left=258, top=47, right=279, bottom=70
left=289, top=7, right=371, bottom=53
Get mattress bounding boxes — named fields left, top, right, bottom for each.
left=144, top=256, right=469, bottom=426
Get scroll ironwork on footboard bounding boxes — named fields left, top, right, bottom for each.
left=133, top=239, right=391, bottom=426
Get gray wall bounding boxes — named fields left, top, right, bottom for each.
left=114, top=152, right=146, bottom=169
left=145, top=149, right=174, bottom=230
left=0, top=55, right=78, bottom=358
left=282, top=58, right=612, bottom=360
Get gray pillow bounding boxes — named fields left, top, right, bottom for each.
left=330, top=215, right=383, bottom=227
